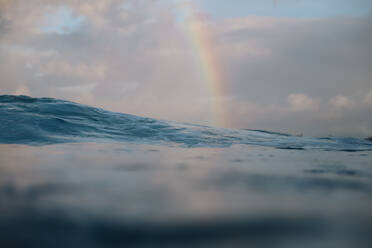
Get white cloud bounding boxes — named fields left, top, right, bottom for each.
left=364, top=90, right=372, bottom=107
left=40, top=60, right=106, bottom=80
left=287, top=93, right=319, bottom=112
left=14, top=85, right=30, bottom=96
left=329, top=95, right=354, bottom=109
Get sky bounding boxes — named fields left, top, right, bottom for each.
left=198, top=0, right=372, bottom=18
left=0, top=0, right=372, bottom=137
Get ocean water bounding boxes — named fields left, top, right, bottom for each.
left=0, top=95, right=372, bottom=247
left=1, top=95, right=372, bottom=151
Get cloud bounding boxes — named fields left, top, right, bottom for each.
left=364, top=90, right=372, bottom=107
left=39, top=60, right=106, bottom=80
left=288, top=94, right=319, bottom=112
left=14, top=85, right=31, bottom=95
left=329, top=95, right=354, bottom=109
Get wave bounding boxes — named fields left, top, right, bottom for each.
left=1, top=95, right=371, bottom=151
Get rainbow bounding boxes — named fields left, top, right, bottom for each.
left=178, top=3, right=229, bottom=128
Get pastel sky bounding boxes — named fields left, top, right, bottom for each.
left=0, top=0, right=371, bottom=137
left=197, top=0, right=372, bottom=18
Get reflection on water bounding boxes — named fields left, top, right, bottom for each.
left=0, top=143, right=371, bottom=247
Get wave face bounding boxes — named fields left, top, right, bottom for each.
left=1, top=95, right=371, bottom=151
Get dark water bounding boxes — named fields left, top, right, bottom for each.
left=1, top=95, right=372, bottom=247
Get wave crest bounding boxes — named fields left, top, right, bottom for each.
left=1, top=95, right=371, bottom=151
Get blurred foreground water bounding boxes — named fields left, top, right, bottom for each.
left=0, top=142, right=371, bottom=248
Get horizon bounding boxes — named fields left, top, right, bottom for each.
left=2, top=94, right=372, bottom=142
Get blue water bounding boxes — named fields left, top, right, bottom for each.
left=1, top=95, right=371, bottom=151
